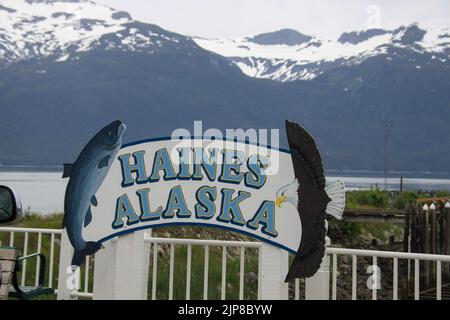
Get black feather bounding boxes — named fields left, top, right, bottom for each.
left=285, top=211, right=326, bottom=280
left=284, top=120, right=330, bottom=280
left=285, top=120, right=326, bottom=189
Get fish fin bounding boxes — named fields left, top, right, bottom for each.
left=84, top=207, right=93, bottom=227
left=98, top=156, right=111, bottom=169
left=62, top=163, right=73, bottom=178
left=325, top=180, right=346, bottom=220
left=91, top=195, right=98, bottom=207
left=71, top=242, right=103, bottom=267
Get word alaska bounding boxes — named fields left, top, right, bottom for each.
left=113, top=147, right=277, bottom=237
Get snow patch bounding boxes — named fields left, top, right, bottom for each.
left=193, top=23, right=450, bottom=82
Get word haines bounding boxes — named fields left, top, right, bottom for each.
left=118, top=147, right=270, bottom=189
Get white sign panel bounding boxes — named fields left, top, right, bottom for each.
left=83, top=138, right=301, bottom=253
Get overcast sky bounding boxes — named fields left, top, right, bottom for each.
left=95, top=0, right=450, bottom=39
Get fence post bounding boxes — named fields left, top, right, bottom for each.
left=57, top=229, right=78, bottom=300
left=257, top=243, right=289, bottom=299
left=411, top=205, right=418, bottom=253
left=92, top=237, right=118, bottom=299
left=93, top=230, right=149, bottom=300
left=423, top=206, right=430, bottom=288
left=445, top=205, right=450, bottom=278
left=305, top=237, right=330, bottom=300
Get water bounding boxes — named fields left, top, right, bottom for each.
left=0, top=168, right=66, bottom=214
left=0, top=167, right=449, bottom=214
left=326, top=170, right=450, bottom=192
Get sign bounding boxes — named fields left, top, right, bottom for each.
left=62, top=120, right=345, bottom=279
left=88, top=137, right=300, bottom=252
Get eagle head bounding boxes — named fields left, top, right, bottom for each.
left=275, top=179, right=299, bottom=208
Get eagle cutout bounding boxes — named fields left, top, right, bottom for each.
left=277, top=120, right=345, bottom=280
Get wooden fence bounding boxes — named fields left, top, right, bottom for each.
left=403, top=199, right=450, bottom=295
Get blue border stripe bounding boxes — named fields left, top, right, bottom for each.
left=98, top=222, right=297, bottom=254
left=122, top=136, right=291, bottom=154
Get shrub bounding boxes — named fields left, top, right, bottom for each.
left=345, top=188, right=388, bottom=209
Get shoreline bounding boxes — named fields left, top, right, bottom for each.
left=1, top=165, right=450, bottom=179
left=1, top=169, right=449, bottom=215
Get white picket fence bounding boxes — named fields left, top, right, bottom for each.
left=327, top=247, right=450, bottom=300
left=0, top=227, right=61, bottom=289
left=1, top=226, right=450, bottom=300
left=144, top=237, right=263, bottom=300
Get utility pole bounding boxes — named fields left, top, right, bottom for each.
left=380, top=119, right=394, bottom=191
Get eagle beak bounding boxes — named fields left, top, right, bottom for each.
left=275, top=195, right=287, bottom=208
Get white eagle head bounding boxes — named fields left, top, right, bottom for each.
left=275, top=178, right=299, bottom=208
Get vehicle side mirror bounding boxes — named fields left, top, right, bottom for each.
left=0, top=186, right=22, bottom=224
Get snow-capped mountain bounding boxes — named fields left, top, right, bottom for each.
left=194, top=25, right=450, bottom=81
left=2, top=0, right=448, bottom=82
left=0, top=0, right=449, bottom=173
left=0, top=0, right=195, bottom=68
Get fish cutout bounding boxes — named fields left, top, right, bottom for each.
left=62, top=120, right=127, bottom=267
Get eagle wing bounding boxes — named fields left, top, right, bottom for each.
left=285, top=120, right=329, bottom=280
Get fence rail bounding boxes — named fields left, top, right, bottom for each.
left=0, top=226, right=94, bottom=299
left=144, top=236, right=262, bottom=300
left=2, top=226, right=450, bottom=300
left=325, top=247, right=450, bottom=300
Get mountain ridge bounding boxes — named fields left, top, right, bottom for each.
left=194, top=23, right=450, bottom=82
left=0, top=0, right=449, bottom=174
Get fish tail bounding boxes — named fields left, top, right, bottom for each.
left=325, top=180, right=345, bottom=220
left=71, top=241, right=102, bottom=267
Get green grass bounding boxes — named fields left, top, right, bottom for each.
left=148, top=243, right=259, bottom=300
left=145, top=225, right=261, bottom=299
left=346, top=188, right=389, bottom=209
left=346, top=189, right=449, bottom=210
